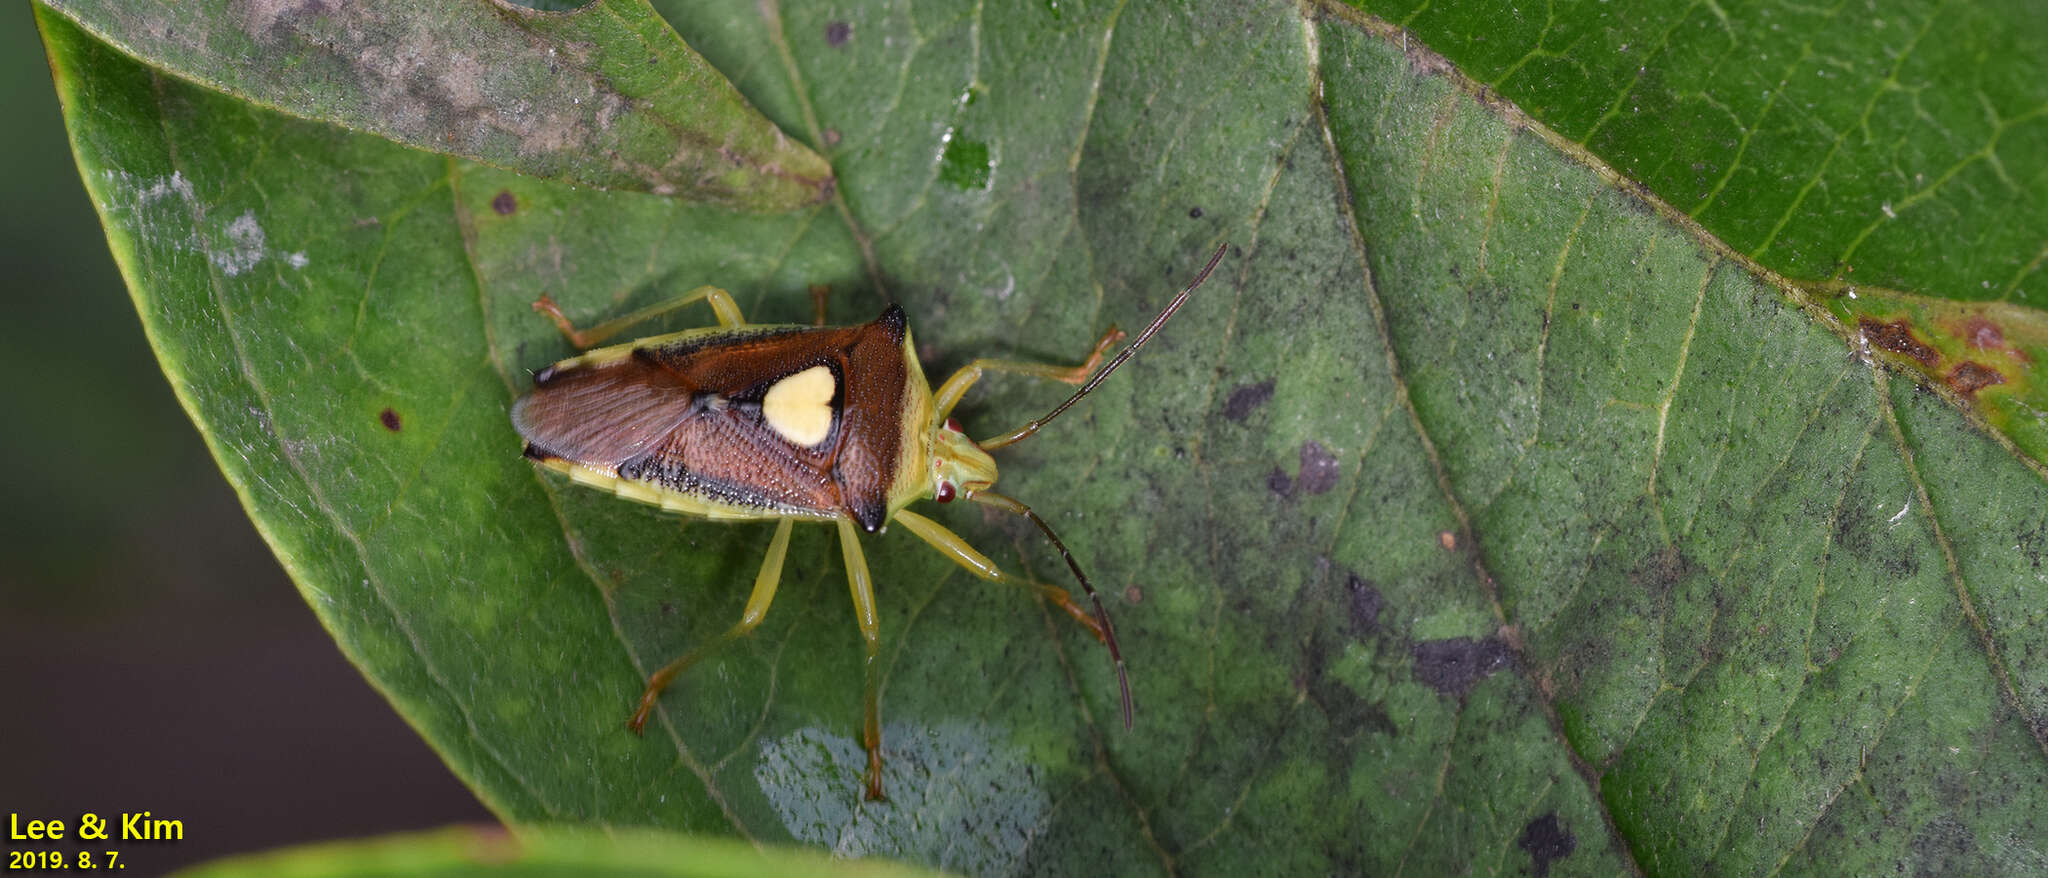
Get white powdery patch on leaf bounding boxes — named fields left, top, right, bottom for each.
left=210, top=211, right=266, bottom=275
left=99, top=170, right=311, bottom=276
left=756, top=721, right=1051, bottom=876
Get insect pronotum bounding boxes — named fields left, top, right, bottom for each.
left=512, top=243, right=1229, bottom=800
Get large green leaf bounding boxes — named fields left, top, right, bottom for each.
left=43, top=0, right=2048, bottom=874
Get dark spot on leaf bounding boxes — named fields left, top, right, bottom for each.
left=1411, top=637, right=1512, bottom=697
left=2016, top=524, right=2047, bottom=571
left=660, top=602, right=675, bottom=616
left=1518, top=813, right=1576, bottom=877
left=1266, top=468, right=1293, bottom=496
left=379, top=408, right=402, bottom=432
left=1948, top=361, right=2004, bottom=395
left=1570, top=302, right=1579, bottom=310
left=1909, top=816, right=1977, bottom=873
left=1188, top=206, right=1203, bottom=219
left=491, top=190, right=517, bottom=215
left=1124, top=585, right=1143, bottom=604
left=1345, top=574, right=1381, bottom=636
left=1630, top=546, right=1693, bottom=597
left=1297, top=441, right=1340, bottom=495
left=1858, top=317, right=1938, bottom=366
left=824, top=20, right=851, bottom=46
left=1222, top=379, right=1275, bottom=421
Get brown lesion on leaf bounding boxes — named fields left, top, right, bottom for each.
left=1822, top=289, right=2048, bottom=460
left=1265, top=439, right=1342, bottom=498
left=379, top=408, right=402, bottom=432
left=1843, top=304, right=2031, bottom=406
left=1959, top=316, right=2007, bottom=350
left=1296, top=441, right=1340, bottom=494
left=1948, top=361, right=2005, bottom=396
left=1858, top=317, right=1939, bottom=366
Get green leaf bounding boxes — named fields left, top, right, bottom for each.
left=42, top=0, right=2048, bottom=874
left=1345, top=0, right=2048, bottom=464
left=169, top=826, right=946, bottom=877
left=37, top=0, right=833, bottom=210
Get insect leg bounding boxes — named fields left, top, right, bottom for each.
left=835, top=517, right=887, bottom=801
left=891, top=509, right=1111, bottom=644
left=929, top=325, right=1128, bottom=421
left=960, top=491, right=1134, bottom=730
left=626, top=518, right=793, bottom=735
left=533, top=284, right=747, bottom=348
left=972, top=243, right=1225, bottom=450
left=808, top=284, right=832, bottom=327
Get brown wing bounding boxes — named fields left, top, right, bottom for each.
left=513, top=309, right=909, bottom=523
left=510, top=352, right=694, bottom=468
left=617, top=399, right=840, bottom=513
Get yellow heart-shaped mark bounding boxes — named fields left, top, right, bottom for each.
left=761, top=364, right=835, bottom=447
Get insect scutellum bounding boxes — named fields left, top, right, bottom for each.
left=511, top=242, right=1228, bottom=801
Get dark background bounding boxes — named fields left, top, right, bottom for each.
left=1, top=8, right=494, bottom=874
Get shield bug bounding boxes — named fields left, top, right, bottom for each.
left=511, top=243, right=1228, bottom=800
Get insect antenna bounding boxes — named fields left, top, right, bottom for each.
left=967, top=488, right=1135, bottom=731
left=978, top=241, right=1230, bottom=451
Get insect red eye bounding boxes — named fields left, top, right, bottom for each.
left=944, top=417, right=963, bottom=434
left=934, top=481, right=956, bottom=503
